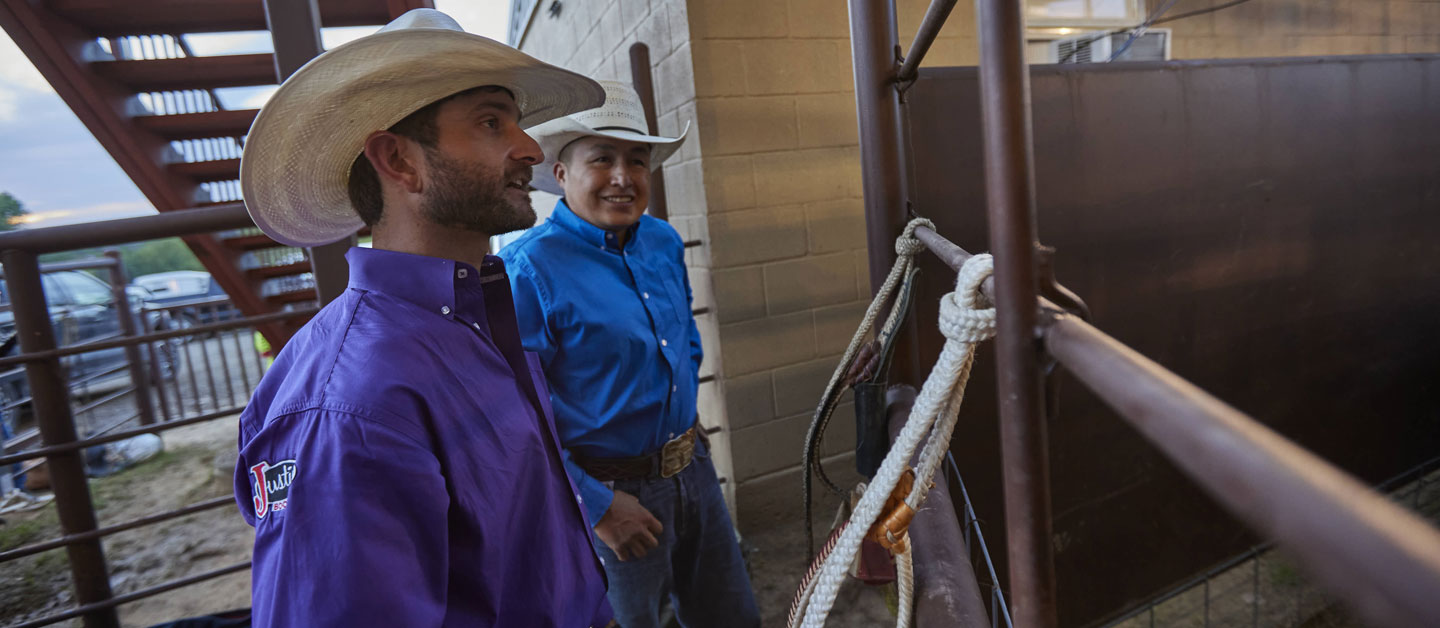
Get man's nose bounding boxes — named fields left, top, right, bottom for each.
left=512, top=128, right=542, bottom=164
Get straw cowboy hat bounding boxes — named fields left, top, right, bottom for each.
left=528, top=80, right=690, bottom=195
left=240, top=9, right=605, bottom=247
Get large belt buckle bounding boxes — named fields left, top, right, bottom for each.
left=659, top=430, right=695, bottom=478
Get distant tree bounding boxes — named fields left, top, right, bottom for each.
left=122, top=238, right=203, bottom=279
left=0, top=192, right=28, bottom=231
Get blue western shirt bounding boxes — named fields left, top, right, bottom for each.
left=234, top=247, right=610, bottom=627
left=500, top=201, right=702, bottom=523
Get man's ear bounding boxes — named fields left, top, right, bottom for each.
left=553, top=160, right=568, bottom=188
left=362, top=131, right=425, bottom=194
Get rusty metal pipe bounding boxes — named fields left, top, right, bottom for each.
left=974, top=0, right=1058, bottom=623
left=0, top=405, right=246, bottom=467
left=1044, top=314, right=1440, bottom=628
left=8, top=562, right=252, bottom=628
left=0, top=250, right=118, bottom=628
left=886, top=385, right=992, bottom=627
left=897, top=0, right=959, bottom=83
left=629, top=42, right=669, bottom=221
left=0, top=307, right=318, bottom=369
left=104, top=250, right=155, bottom=425
left=0, top=203, right=251, bottom=254
left=0, top=496, right=233, bottom=563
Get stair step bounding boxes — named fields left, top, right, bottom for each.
left=51, top=0, right=396, bottom=37
left=267, top=288, right=317, bottom=306
left=168, top=158, right=239, bottom=182
left=135, top=109, right=258, bottom=140
left=223, top=233, right=283, bottom=252
left=94, top=54, right=276, bottom=92
left=247, top=262, right=311, bottom=281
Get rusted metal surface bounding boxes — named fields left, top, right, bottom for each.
left=103, top=251, right=155, bottom=425
left=897, top=0, right=959, bottom=84
left=903, top=55, right=1440, bottom=625
left=973, top=0, right=1057, bottom=624
left=848, top=0, right=919, bottom=385
left=1045, top=312, right=1440, bottom=628
left=0, top=249, right=118, bottom=628
left=0, top=203, right=252, bottom=254
left=0, top=496, right=233, bottom=563
left=8, top=562, right=252, bottom=628
left=885, top=385, right=992, bottom=627
left=628, top=42, right=669, bottom=221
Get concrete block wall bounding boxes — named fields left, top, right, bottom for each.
left=513, top=0, right=737, bottom=513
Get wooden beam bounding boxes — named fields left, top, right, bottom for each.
left=49, top=0, right=395, bottom=37
left=133, top=109, right=257, bottom=140
left=168, top=158, right=240, bottom=182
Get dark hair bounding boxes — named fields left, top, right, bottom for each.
left=346, top=86, right=511, bottom=227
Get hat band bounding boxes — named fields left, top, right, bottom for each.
left=593, top=125, right=649, bottom=135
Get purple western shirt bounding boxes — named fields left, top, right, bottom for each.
left=234, top=247, right=610, bottom=627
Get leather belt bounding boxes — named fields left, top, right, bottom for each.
left=575, top=425, right=701, bottom=481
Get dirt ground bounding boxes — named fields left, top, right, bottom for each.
left=0, top=416, right=891, bottom=628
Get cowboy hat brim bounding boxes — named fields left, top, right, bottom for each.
left=529, top=118, right=690, bottom=195
left=240, top=28, right=604, bottom=248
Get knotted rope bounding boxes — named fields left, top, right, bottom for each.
left=790, top=219, right=997, bottom=628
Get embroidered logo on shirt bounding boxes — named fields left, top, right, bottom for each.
left=249, top=459, right=296, bottom=519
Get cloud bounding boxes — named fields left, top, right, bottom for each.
left=11, top=200, right=156, bottom=229
left=434, top=0, right=510, bottom=41
left=0, top=32, right=55, bottom=122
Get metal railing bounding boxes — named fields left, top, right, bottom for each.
left=847, top=2, right=1440, bottom=625
left=0, top=205, right=312, bottom=628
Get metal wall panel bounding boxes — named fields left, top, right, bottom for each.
left=904, top=55, right=1440, bottom=626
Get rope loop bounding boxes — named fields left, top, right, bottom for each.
left=895, top=218, right=935, bottom=257
left=938, top=254, right=997, bottom=344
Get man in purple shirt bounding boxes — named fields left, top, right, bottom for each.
left=233, top=10, right=612, bottom=626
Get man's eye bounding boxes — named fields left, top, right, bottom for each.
left=481, top=119, right=499, bottom=129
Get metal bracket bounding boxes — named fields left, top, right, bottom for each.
left=1035, top=243, right=1089, bottom=423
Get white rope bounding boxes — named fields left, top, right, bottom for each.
left=896, top=545, right=915, bottom=628
left=792, top=238, right=996, bottom=628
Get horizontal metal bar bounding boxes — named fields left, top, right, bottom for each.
left=897, top=0, right=960, bottom=83
left=8, top=561, right=251, bottom=628
left=0, top=258, right=121, bottom=279
left=0, top=203, right=252, bottom=254
left=67, top=362, right=130, bottom=389
left=914, top=224, right=997, bottom=303
left=0, top=404, right=243, bottom=467
left=142, top=296, right=233, bottom=313
left=698, top=374, right=714, bottom=385
left=0, top=496, right=233, bottom=563
left=682, top=239, right=701, bottom=249
left=70, top=386, right=133, bottom=416
left=0, top=307, right=317, bottom=368
left=691, top=307, right=710, bottom=316
left=1044, top=313, right=1440, bottom=628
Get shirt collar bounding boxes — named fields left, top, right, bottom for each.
left=550, top=199, right=642, bottom=254
left=345, top=247, right=503, bottom=321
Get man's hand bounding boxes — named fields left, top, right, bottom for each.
left=593, top=489, right=663, bottom=561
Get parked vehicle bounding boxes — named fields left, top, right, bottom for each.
left=132, top=270, right=239, bottom=328
left=0, top=268, right=179, bottom=435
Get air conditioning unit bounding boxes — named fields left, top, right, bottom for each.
left=1048, top=28, right=1171, bottom=64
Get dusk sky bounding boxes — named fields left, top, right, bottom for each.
left=0, top=1, right=509, bottom=229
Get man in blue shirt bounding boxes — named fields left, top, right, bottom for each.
left=502, top=81, right=761, bottom=627
left=233, top=10, right=613, bottom=626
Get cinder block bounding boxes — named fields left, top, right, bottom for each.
left=634, top=5, right=673, bottom=57
left=656, top=42, right=696, bottom=114
left=692, top=40, right=748, bottom=98
left=922, top=37, right=980, bottom=67
left=665, top=0, right=691, bottom=47
left=787, top=0, right=851, bottom=38
left=1389, top=1, right=1424, bottom=36
left=707, top=204, right=807, bottom=267
left=763, top=252, right=858, bottom=315
left=696, top=96, right=798, bottom=156
left=772, top=356, right=842, bottom=418
left=696, top=308, right=721, bottom=377
left=1212, top=0, right=1268, bottom=37
left=805, top=198, right=865, bottom=254
left=743, top=40, right=850, bottom=95
left=734, top=452, right=861, bottom=534
left=854, top=249, right=871, bottom=297
left=712, top=265, right=767, bottom=324
left=1407, top=35, right=1440, bottom=53
left=701, top=154, right=757, bottom=213
left=796, top=92, right=859, bottom=148
left=596, top=6, right=624, bottom=56
left=1342, top=0, right=1389, bottom=34
left=724, top=371, right=775, bottom=431
left=617, top=0, right=649, bottom=36
left=663, top=159, right=706, bottom=217
left=730, top=411, right=811, bottom=480
left=1299, top=0, right=1341, bottom=35
left=820, top=402, right=856, bottom=457
left=688, top=266, right=715, bottom=312
left=753, top=146, right=858, bottom=205
left=719, top=311, right=816, bottom=376
left=689, top=0, right=787, bottom=38
left=672, top=100, right=701, bottom=162
left=813, top=299, right=870, bottom=356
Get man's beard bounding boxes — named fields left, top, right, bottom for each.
left=419, top=149, right=537, bottom=235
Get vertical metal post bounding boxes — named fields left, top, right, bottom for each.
left=847, top=0, right=919, bottom=384
left=975, top=0, right=1057, bottom=625
left=628, top=42, right=670, bottom=221
left=104, top=251, right=154, bottom=426
left=1, top=250, right=117, bottom=628
left=263, top=0, right=353, bottom=306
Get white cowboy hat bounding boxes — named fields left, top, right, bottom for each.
left=528, top=80, right=690, bottom=195
left=240, top=9, right=605, bottom=247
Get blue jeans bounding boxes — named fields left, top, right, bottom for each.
left=593, top=441, right=760, bottom=628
